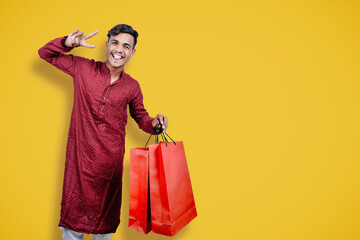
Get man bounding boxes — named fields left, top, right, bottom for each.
left=38, top=24, right=168, bottom=240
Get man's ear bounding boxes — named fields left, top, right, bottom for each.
left=105, top=41, right=108, bottom=47
left=131, top=48, right=136, bottom=56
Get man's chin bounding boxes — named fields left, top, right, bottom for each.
left=107, top=60, right=125, bottom=69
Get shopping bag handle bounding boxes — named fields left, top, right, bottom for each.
left=144, top=124, right=176, bottom=148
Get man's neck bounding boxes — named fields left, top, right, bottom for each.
left=105, top=61, right=124, bottom=79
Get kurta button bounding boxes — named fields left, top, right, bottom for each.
left=103, top=97, right=106, bottom=100
left=100, top=108, right=103, bottom=110
left=107, top=87, right=110, bottom=89
left=107, top=76, right=110, bottom=78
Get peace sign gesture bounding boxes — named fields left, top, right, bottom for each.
left=64, top=29, right=99, bottom=48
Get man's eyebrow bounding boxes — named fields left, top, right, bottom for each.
left=111, top=40, right=131, bottom=47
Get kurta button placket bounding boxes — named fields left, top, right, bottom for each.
left=101, top=86, right=110, bottom=110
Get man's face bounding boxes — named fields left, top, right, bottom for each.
left=105, top=33, right=136, bottom=69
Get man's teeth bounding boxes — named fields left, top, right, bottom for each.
left=112, top=54, right=124, bottom=60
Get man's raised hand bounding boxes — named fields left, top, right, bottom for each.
left=64, top=29, right=99, bottom=48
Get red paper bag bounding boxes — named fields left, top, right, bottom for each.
left=149, top=141, right=197, bottom=236
left=128, top=147, right=152, bottom=234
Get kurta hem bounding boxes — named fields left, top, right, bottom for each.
left=59, top=220, right=119, bottom=234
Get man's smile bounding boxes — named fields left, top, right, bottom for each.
left=112, top=53, right=124, bottom=60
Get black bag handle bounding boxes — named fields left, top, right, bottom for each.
left=144, top=124, right=176, bottom=148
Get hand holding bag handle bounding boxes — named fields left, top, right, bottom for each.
left=144, top=124, right=176, bottom=148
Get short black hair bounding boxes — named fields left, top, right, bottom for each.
left=107, top=24, right=138, bottom=49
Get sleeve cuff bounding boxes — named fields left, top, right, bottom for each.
left=60, top=36, right=74, bottom=50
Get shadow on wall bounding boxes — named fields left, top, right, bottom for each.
left=32, top=57, right=73, bottom=240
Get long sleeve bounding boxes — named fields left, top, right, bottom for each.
left=129, top=82, right=155, bottom=134
left=38, top=36, right=79, bottom=77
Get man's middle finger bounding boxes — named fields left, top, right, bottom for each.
left=72, top=31, right=84, bottom=39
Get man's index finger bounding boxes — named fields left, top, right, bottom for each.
left=84, top=30, right=99, bottom=40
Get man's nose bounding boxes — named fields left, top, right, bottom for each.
left=115, top=46, right=124, bottom=53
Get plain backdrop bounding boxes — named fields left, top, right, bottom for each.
left=0, top=0, right=360, bottom=239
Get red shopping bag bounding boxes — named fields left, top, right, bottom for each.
left=129, top=127, right=197, bottom=236
left=128, top=147, right=152, bottom=234
left=149, top=140, right=197, bottom=236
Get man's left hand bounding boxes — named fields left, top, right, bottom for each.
left=152, top=114, right=168, bottom=132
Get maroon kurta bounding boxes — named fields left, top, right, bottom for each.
left=38, top=36, right=154, bottom=234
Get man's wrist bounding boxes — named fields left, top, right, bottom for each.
left=60, top=36, right=73, bottom=49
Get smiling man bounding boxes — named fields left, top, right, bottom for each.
left=38, top=24, right=168, bottom=240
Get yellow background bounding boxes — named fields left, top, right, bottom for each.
left=1, top=0, right=359, bottom=239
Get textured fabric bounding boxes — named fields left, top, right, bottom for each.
left=39, top=37, right=155, bottom=234
left=59, top=227, right=111, bottom=240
